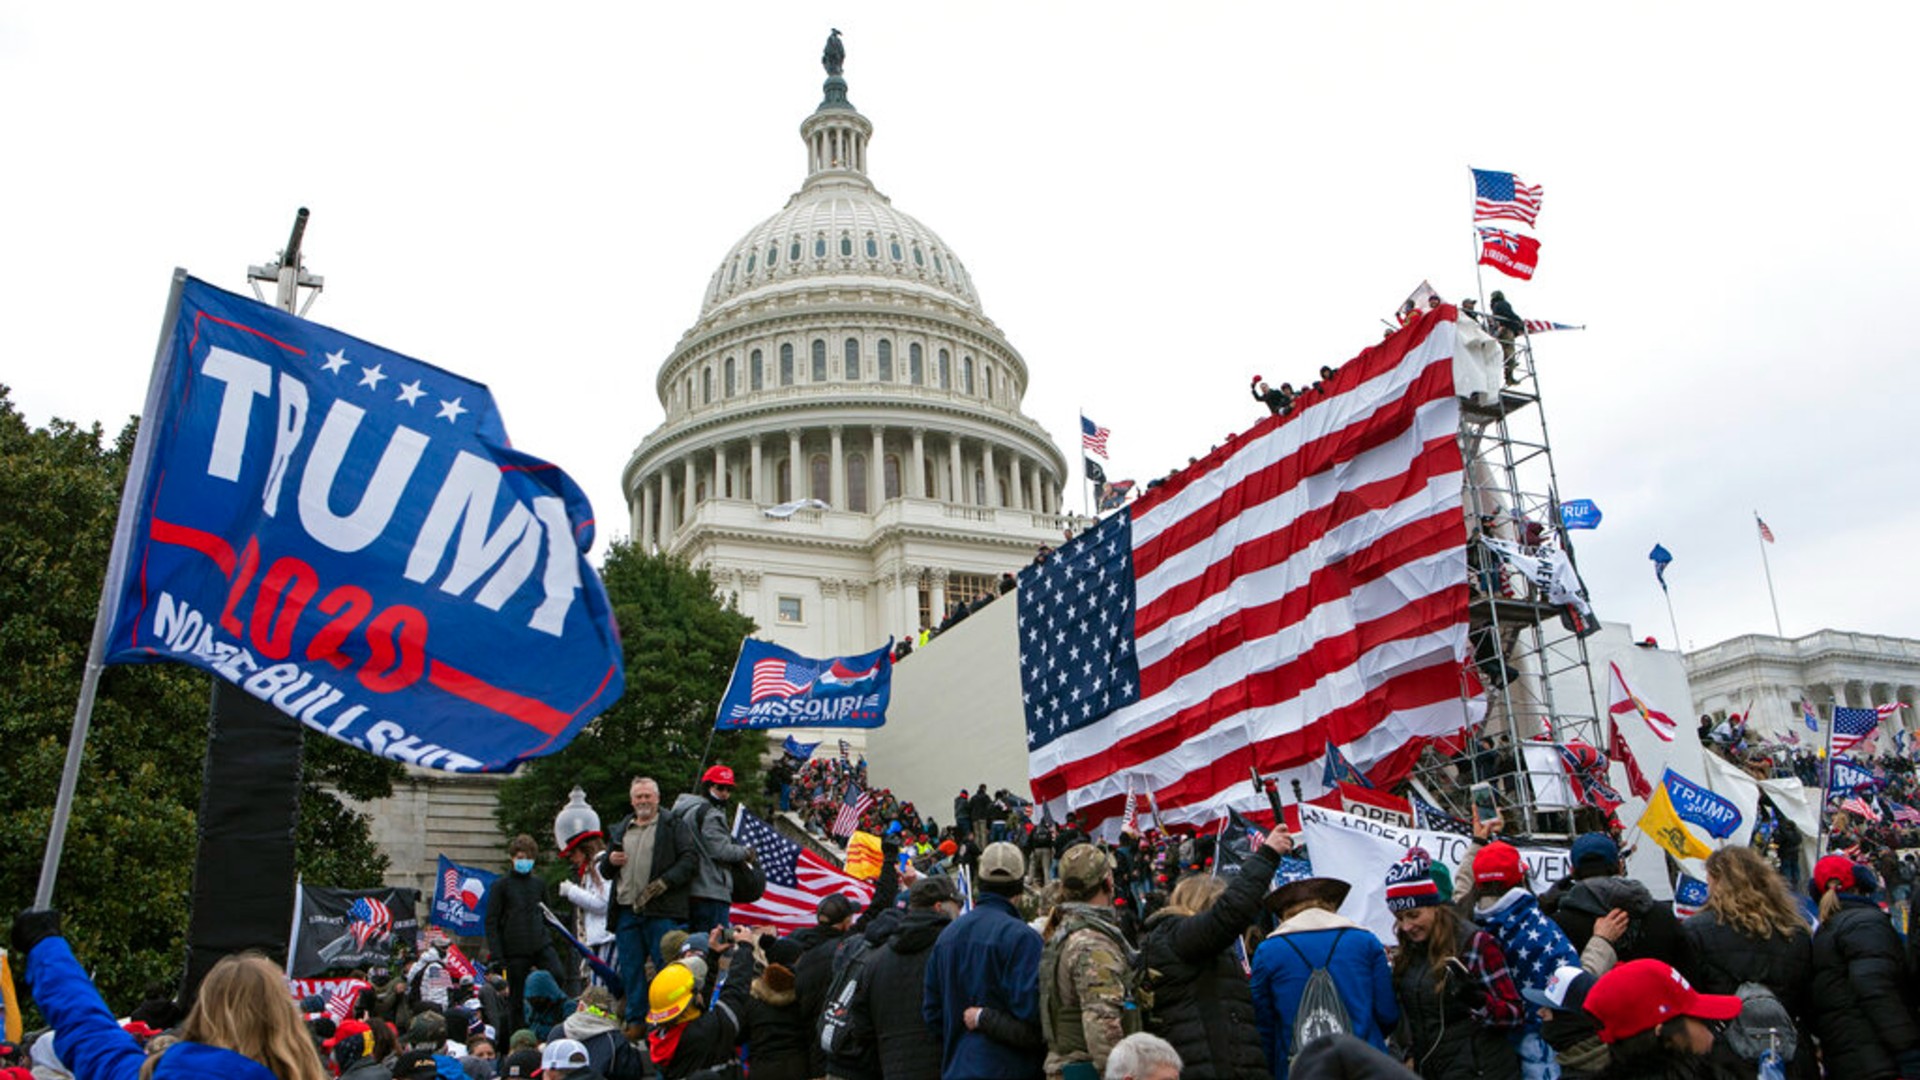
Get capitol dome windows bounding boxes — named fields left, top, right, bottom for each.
left=746, top=253, right=756, bottom=274
left=702, top=367, right=713, bottom=404
left=768, top=244, right=779, bottom=268
left=865, top=235, right=878, bottom=259
left=791, top=239, right=802, bottom=263
left=840, top=233, right=853, bottom=257
left=780, top=344, right=794, bottom=386
left=724, top=357, right=737, bottom=397
left=848, top=453, right=868, bottom=513
left=809, top=454, right=830, bottom=501
left=814, top=235, right=827, bottom=259
left=877, top=340, right=893, bottom=382
left=961, top=356, right=975, bottom=395
left=933, top=253, right=944, bottom=276
left=912, top=245, right=924, bottom=267
left=811, top=340, right=828, bottom=382
left=908, top=343, right=924, bottom=385
left=843, top=338, right=860, bottom=379
left=983, top=366, right=993, bottom=402
left=937, top=348, right=951, bottom=389
left=890, top=238, right=903, bottom=261
left=883, top=455, right=901, bottom=499
left=751, top=349, right=764, bottom=391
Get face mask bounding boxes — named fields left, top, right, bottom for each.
left=514, top=858, right=535, bottom=874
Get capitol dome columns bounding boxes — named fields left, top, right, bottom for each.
left=910, top=428, right=927, bottom=498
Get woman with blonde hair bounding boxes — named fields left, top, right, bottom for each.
left=12, top=908, right=324, bottom=1080
left=1141, top=827, right=1291, bottom=1078
left=1675, top=844, right=1811, bottom=1078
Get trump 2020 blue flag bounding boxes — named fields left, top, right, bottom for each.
left=100, top=275, right=623, bottom=772
left=1660, top=768, right=1742, bottom=839
left=431, top=855, right=498, bottom=935
left=1558, top=499, right=1602, bottom=530
left=715, top=637, right=892, bottom=730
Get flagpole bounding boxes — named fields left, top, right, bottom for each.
left=1470, top=169, right=1488, bottom=310
left=1756, top=512, right=1784, bottom=637
left=1079, top=408, right=1091, bottom=520
left=35, top=269, right=188, bottom=908
left=1817, top=698, right=1837, bottom=858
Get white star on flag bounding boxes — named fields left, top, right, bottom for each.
left=321, top=349, right=350, bottom=375
left=437, top=397, right=468, bottom=422
left=396, top=380, right=426, bottom=406
left=358, top=364, right=388, bottom=390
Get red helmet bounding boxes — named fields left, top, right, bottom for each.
left=702, top=765, right=736, bottom=787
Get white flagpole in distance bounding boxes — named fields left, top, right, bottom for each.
left=35, top=268, right=189, bottom=907
left=1756, top=511, right=1784, bottom=637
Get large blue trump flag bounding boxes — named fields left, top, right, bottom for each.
left=101, top=276, right=623, bottom=771
left=715, top=638, right=891, bottom=730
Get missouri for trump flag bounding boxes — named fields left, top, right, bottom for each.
left=1020, top=307, right=1494, bottom=835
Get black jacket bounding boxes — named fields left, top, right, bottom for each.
left=1808, top=898, right=1920, bottom=1080
left=794, top=862, right=900, bottom=1078
left=818, top=907, right=906, bottom=1080
left=1551, top=877, right=1684, bottom=966
left=861, top=907, right=952, bottom=1080
left=600, top=810, right=700, bottom=921
left=654, top=946, right=757, bottom=1079
left=741, top=963, right=808, bottom=1080
left=1138, top=846, right=1275, bottom=1080
left=1676, top=909, right=1814, bottom=1080
left=1393, top=926, right=1520, bottom=1080
left=485, top=870, right=551, bottom=960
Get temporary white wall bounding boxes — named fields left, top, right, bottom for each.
left=863, top=595, right=1032, bottom=826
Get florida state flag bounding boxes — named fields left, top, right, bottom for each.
left=1477, top=227, right=1541, bottom=280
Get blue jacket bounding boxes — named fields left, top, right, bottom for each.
left=26, top=937, right=277, bottom=1080
left=922, top=892, right=1045, bottom=1079
left=1249, top=912, right=1398, bottom=1080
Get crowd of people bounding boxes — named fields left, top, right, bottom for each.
left=18, top=753, right=1920, bottom=1080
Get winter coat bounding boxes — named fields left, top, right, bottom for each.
left=1392, top=927, right=1520, bottom=1080
left=670, top=793, right=752, bottom=903
left=793, top=859, right=902, bottom=1078
left=862, top=907, right=952, bottom=1080
left=486, top=868, right=552, bottom=960
left=819, top=906, right=907, bottom=1080
left=742, top=964, right=809, bottom=1080
left=24, top=937, right=278, bottom=1080
left=652, top=946, right=758, bottom=1080
left=524, top=969, right=572, bottom=1041
left=1138, top=846, right=1276, bottom=1080
left=562, top=1008, right=629, bottom=1077
left=1677, top=908, right=1815, bottom=1079
left=340, top=1058, right=392, bottom=1080
left=1550, top=876, right=1684, bottom=966
left=600, top=809, right=699, bottom=921
left=1249, top=908, right=1399, bottom=1080
left=1808, top=897, right=1920, bottom=1080
left=924, top=891, right=1047, bottom=1080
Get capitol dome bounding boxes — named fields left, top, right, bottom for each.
left=623, top=34, right=1069, bottom=661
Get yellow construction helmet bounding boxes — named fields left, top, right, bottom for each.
left=647, top=962, right=698, bottom=1025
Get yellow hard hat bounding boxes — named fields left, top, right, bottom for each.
left=647, top=962, right=697, bottom=1025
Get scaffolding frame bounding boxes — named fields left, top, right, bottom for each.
left=1415, top=329, right=1606, bottom=838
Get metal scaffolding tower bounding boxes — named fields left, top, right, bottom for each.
left=1415, top=328, right=1607, bottom=838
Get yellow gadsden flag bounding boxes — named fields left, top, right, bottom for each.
left=1636, top=780, right=1713, bottom=862
left=845, top=831, right=885, bottom=881
left=2, top=949, right=21, bottom=1042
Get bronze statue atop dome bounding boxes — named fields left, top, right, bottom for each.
left=823, top=29, right=845, bottom=76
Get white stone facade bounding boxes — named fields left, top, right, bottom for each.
left=622, top=67, right=1068, bottom=657
left=1684, top=630, right=1920, bottom=741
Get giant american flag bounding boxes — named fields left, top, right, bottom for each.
left=1022, top=308, right=1481, bottom=835
left=730, top=806, right=872, bottom=932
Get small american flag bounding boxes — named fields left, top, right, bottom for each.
left=1876, top=702, right=1905, bottom=720
left=831, top=785, right=873, bottom=838
left=1892, top=801, right=1920, bottom=826
left=750, top=657, right=817, bottom=703
left=1081, top=415, right=1111, bottom=459
left=325, top=979, right=370, bottom=1020
left=346, top=896, right=391, bottom=948
left=731, top=807, right=872, bottom=932
left=1833, top=706, right=1881, bottom=755
left=1840, top=796, right=1882, bottom=823
left=1522, top=319, right=1582, bottom=334
left=1756, top=516, right=1776, bottom=544
left=1472, top=168, right=1543, bottom=226
left=838, top=737, right=851, bottom=763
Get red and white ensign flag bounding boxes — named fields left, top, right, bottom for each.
left=1020, top=308, right=1485, bottom=835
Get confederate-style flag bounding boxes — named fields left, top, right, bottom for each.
left=1477, top=228, right=1541, bottom=281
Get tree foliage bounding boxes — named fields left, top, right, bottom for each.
left=0, top=386, right=396, bottom=1010
left=497, top=542, right=768, bottom=845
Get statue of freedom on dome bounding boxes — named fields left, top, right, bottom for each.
left=823, top=29, right=845, bottom=76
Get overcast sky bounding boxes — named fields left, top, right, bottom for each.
left=5, top=4, right=1916, bottom=655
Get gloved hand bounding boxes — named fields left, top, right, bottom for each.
left=639, top=880, right=667, bottom=907
left=10, top=908, right=62, bottom=958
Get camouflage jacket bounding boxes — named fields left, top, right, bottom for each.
left=1041, top=903, right=1139, bottom=1076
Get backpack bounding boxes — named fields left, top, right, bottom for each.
left=1276, top=930, right=1354, bottom=1063
left=816, top=935, right=877, bottom=1057
left=1725, top=981, right=1798, bottom=1064
left=1039, top=911, right=1144, bottom=1051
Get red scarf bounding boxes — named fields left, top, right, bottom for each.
left=648, top=1021, right=688, bottom=1065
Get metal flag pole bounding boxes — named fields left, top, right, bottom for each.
left=1661, top=582, right=1682, bottom=653
left=1469, top=169, right=1489, bottom=310
left=36, top=270, right=188, bottom=906
left=1079, top=409, right=1091, bottom=520
left=1817, top=699, right=1838, bottom=857
left=1756, top=511, right=1784, bottom=637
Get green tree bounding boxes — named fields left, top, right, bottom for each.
left=0, top=385, right=396, bottom=1010
left=497, top=543, right=767, bottom=847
